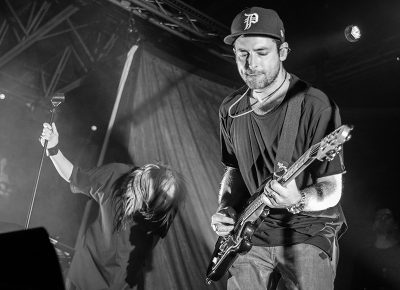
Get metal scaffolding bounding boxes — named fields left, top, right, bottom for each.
left=0, top=0, right=126, bottom=104
left=105, top=0, right=232, bottom=61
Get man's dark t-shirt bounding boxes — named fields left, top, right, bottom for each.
left=219, top=75, right=346, bottom=256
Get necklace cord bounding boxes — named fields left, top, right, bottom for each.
left=228, top=72, right=288, bottom=119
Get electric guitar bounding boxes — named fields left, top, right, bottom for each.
left=206, top=125, right=353, bottom=284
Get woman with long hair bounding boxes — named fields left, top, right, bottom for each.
left=40, top=122, right=186, bottom=290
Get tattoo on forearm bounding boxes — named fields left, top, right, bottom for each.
left=300, top=176, right=342, bottom=210
left=305, top=181, right=336, bottom=201
left=218, top=169, right=233, bottom=205
left=315, top=183, right=324, bottom=198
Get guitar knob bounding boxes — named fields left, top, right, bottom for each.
left=240, top=238, right=252, bottom=253
left=243, top=224, right=255, bottom=236
left=260, top=208, right=270, bottom=219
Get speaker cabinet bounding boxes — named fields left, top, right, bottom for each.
left=0, top=227, right=65, bottom=290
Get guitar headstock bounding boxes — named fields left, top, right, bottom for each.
left=316, top=125, right=353, bottom=161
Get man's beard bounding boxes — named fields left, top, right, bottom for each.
left=241, top=69, right=279, bottom=90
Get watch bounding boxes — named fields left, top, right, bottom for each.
left=286, top=191, right=306, bottom=214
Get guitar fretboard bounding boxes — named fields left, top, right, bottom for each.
left=279, top=142, right=320, bottom=185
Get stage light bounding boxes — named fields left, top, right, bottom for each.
left=91, top=125, right=97, bottom=132
left=0, top=94, right=5, bottom=100
left=344, top=25, right=361, bottom=42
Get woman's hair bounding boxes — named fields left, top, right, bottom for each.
left=112, top=163, right=185, bottom=232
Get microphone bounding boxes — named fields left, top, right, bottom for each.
left=25, top=92, right=66, bottom=230
left=51, top=93, right=65, bottom=107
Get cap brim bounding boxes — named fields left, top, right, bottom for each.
left=224, top=32, right=283, bottom=45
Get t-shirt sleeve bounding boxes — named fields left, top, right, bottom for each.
left=70, top=163, right=131, bottom=203
left=307, top=104, right=346, bottom=179
left=220, top=110, right=239, bottom=168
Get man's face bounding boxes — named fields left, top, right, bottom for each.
left=233, top=36, right=282, bottom=90
left=373, top=208, right=398, bottom=234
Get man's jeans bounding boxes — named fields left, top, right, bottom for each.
left=227, top=241, right=338, bottom=290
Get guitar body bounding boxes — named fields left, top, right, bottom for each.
left=206, top=234, right=249, bottom=283
left=206, top=196, right=270, bottom=283
left=205, top=125, right=353, bottom=284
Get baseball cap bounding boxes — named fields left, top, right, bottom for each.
left=224, top=7, right=285, bottom=45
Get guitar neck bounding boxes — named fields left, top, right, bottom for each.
left=278, top=142, right=320, bottom=186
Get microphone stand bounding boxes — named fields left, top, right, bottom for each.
left=25, top=94, right=64, bottom=229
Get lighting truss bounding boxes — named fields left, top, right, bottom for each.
left=105, top=0, right=233, bottom=61
left=0, top=0, right=126, bottom=104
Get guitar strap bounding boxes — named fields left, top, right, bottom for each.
left=274, top=80, right=310, bottom=173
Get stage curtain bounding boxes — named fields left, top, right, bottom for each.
left=108, top=44, right=235, bottom=289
